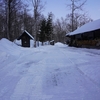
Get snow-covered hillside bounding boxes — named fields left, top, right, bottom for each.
left=0, top=38, right=100, bottom=100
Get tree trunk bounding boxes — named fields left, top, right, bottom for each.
left=33, top=8, right=37, bottom=47
left=72, top=0, right=74, bottom=32
left=7, top=0, right=10, bottom=40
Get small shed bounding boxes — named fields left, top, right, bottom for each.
left=17, top=30, right=34, bottom=47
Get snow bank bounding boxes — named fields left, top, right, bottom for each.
left=55, top=42, right=67, bottom=47
left=0, top=38, right=13, bottom=46
left=14, top=39, right=21, bottom=46
left=0, top=38, right=21, bottom=56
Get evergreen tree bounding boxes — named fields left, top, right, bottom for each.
left=39, top=18, right=46, bottom=45
left=45, top=13, right=53, bottom=41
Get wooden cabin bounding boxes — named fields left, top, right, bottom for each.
left=17, top=30, right=34, bottom=47
left=66, top=19, right=100, bottom=48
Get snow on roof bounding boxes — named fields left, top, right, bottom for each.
left=17, top=30, right=34, bottom=40
left=66, top=19, right=100, bottom=36
left=24, top=30, right=34, bottom=40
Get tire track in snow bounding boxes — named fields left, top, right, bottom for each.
left=10, top=63, right=52, bottom=100
left=58, top=47, right=100, bottom=89
left=10, top=50, right=53, bottom=100
left=28, top=52, right=53, bottom=100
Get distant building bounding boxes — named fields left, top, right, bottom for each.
left=66, top=19, right=100, bottom=48
left=17, top=30, right=34, bottom=47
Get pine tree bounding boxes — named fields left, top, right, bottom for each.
left=39, top=18, right=46, bottom=45
left=45, top=13, right=53, bottom=41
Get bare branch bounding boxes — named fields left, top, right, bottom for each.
left=74, top=0, right=87, bottom=10
left=66, top=0, right=87, bottom=31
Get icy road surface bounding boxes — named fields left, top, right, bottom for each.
left=0, top=39, right=100, bottom=100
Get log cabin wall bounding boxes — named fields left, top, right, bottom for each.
left=68, top=29, right=100, bottom=48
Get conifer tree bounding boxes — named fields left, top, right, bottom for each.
left=39, top=18, right=46, bottom=45
left=45, top=13, right=53, bottom=41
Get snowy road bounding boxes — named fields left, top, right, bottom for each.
left=0, top=39, right=100, bottom=100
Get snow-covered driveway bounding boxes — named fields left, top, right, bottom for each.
left=0, top=39, right=100, bottom=100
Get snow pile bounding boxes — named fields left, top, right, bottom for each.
left=55, top=42, right=67, bottom=47
left=14, top=39, right=21, bottom=46
left=0, top=38, right=100, bottom=100
left=0, top=38, right=21, bottom=55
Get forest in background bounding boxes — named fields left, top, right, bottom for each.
left=0, top=0, right=93, bottom=45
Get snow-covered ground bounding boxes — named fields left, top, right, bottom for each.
left=0, top=38, right=100, bottom=100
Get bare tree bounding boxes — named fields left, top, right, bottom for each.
left=54, top=18, right=67, bottom=43
left=0, top=0, right=6, bottom=38
left=67, top=0, right=87, bottom=31
left=31, top=0, right=45, bottom=47
left=3, top=0, right=23, bottom=40
left=0, top=0, right=35, bottom=40
left=66, top=13, right=93, bottom=33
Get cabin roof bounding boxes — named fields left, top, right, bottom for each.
left=66, top=19, right=100, bottom=36
left=17, top=30, right=34, bottom=40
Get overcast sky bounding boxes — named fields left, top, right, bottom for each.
left=41, top=0, right=100, bottom=20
